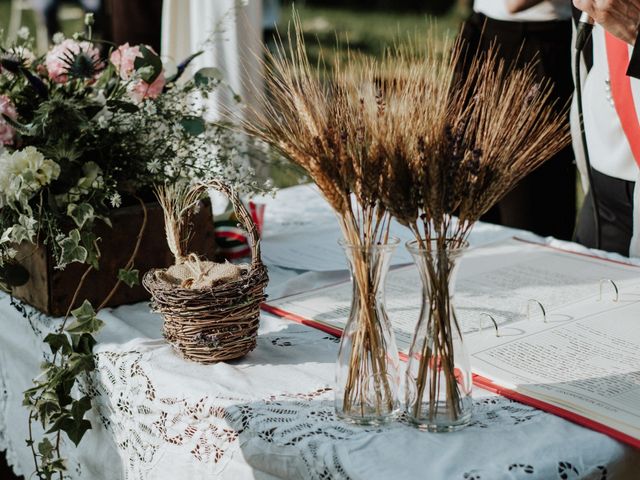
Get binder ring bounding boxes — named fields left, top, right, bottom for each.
left=478, top=313, right=500, bottom=337
left=599, top=279, right=619, bottom=302
left=527, top=299, right=547, bottom=323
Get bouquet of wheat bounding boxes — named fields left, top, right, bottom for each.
left=244, top=17, right=569, bottom=427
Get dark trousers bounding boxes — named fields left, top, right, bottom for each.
left=107, top=0, right=163, bottom=53
left=575, top=170, right=635, bottom=256
left=458, top=13, right=576, bottom=240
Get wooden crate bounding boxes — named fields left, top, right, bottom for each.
left=11, top=201, right=216, bottom=317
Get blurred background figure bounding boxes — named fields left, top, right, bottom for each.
left=162, top=0, right=268, bottom=199
left=161, top=0, right=264, bottom=122
left=458, top=0, right=576, bottom=240
left=108, top=0, right=162, bottom=52
left=34, top=0, right=101, bottom=38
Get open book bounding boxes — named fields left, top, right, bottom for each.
left=262, top=238, right=640, bottom=448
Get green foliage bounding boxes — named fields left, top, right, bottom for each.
left=24, top=300, right=103, bottom=479
left=134, top=45, right=163, bottom=83
left=23, top=301, right=104, bottom=479
left=67, top=203, right=95, bottom=229
left=117, top=268, right=140, bottom=288
left=59, top=229, right=88, bottom=267
left=180, top=116, right=206, bottom=136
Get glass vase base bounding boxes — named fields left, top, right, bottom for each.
left=406, top=398, right=473, bottom=432
left=408, top=411, right=472, bottom=433
left=336, top=409, right=400, bottom=427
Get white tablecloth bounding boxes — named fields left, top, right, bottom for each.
left=1, top=185, right=640, bottom=479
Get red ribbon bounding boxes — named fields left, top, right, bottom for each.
left=604, top=32, right=640, bottom=168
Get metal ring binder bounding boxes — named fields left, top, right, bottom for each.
left=599, top=279, right=620, bottom=302
left=527, top=299, right=547, bottom=323
left=478, top=313, right=500, bottom=337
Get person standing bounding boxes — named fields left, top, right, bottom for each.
left=571, top=0, right=640, bottom=257
left=108, top=0, right=163, bottom=53
left=458, top=0, right=576, bottom=240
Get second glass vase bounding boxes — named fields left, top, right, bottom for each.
left=404, top=239, right=473, bottom=432
left=335, top=238, right=401, bottom=425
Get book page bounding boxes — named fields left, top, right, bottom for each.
left=265, top=239, right=640, bottom=352
left=468, top=295, right=640, bottom=441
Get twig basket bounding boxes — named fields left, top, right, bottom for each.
left=143, top=180, right=268, bottom=364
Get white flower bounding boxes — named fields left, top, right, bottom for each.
left=17, top=26, right=30, bottom=40
left=0, top=147, right=60, bottom=207
left=109, top=192, right=122, bottom=208
left=52, top=32, right=65, bottom=45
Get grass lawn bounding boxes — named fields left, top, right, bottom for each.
left=276, top=4, right=466, bottom=64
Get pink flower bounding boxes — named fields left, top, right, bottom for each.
left=110, top=43, right=141, bottom=80
left=128, top=71, right=166, bottom=102
left=45, top=39, right=100, bottom=83
left=0, top=95, right=17, bottom=145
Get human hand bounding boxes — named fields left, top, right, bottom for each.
left=573, top=0, right=640, bottom=45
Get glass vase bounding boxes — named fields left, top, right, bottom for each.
left=404, top=239, right=473, bottom=432
left=335, top=238, right=401, bottom=425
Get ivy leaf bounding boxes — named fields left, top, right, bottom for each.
left=117, top=268, right=139, bottom=288
left=67, top=353, right=95, bottom=375
left=55, top=378, right=75, bottom=408
left=71, top=333, right=97, bottom=355
left=180, top=116, right=206, bottom=136
left=66, top=300, right=104, bottom=334
left=59, top=229, right=88, bottom=267
left=71, top=396, right=92, bottom=421
left=44, top=333, right=71, bottom=356
left=69, top=300, right=96, bottom=323
left=37, top=437, right=55, bottom=460
left=67, top=203, right=95, bottom=229
left=134, top=45, right=162, bottom=83
left=80, top=230, right=101, bottom=270
left=61, top=416, right=92, bottom=446
left=36, top=392, right=60, bottom=426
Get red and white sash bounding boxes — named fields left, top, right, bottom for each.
left=604, top=32, right=640, bottom=257
left=604, top=32, right=640, bottom=168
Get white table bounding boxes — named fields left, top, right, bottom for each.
left=1, top=185, right=640, bottom=479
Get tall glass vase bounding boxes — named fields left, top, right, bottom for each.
left=335, top=238, right=401, bottom=425
left=405, top=239, right=473, bottom=432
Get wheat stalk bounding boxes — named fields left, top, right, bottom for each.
left=154, top=183, right=203, bottom=265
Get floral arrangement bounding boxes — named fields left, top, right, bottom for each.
left=0, top=18, right=265, bottom=479
left=0, top=20, right=257, bottom=278
left=244, top=19, right=570, bottom=427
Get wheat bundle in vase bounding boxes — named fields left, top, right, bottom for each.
left=386, top=46, right=571, bottom=430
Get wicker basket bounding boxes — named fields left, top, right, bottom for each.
left=143, top=180, right=268, bottom=364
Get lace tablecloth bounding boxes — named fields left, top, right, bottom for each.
left=1, top=185, right=640, bottom=479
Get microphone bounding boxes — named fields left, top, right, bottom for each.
left=576, top=12, right=595, bottom=52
